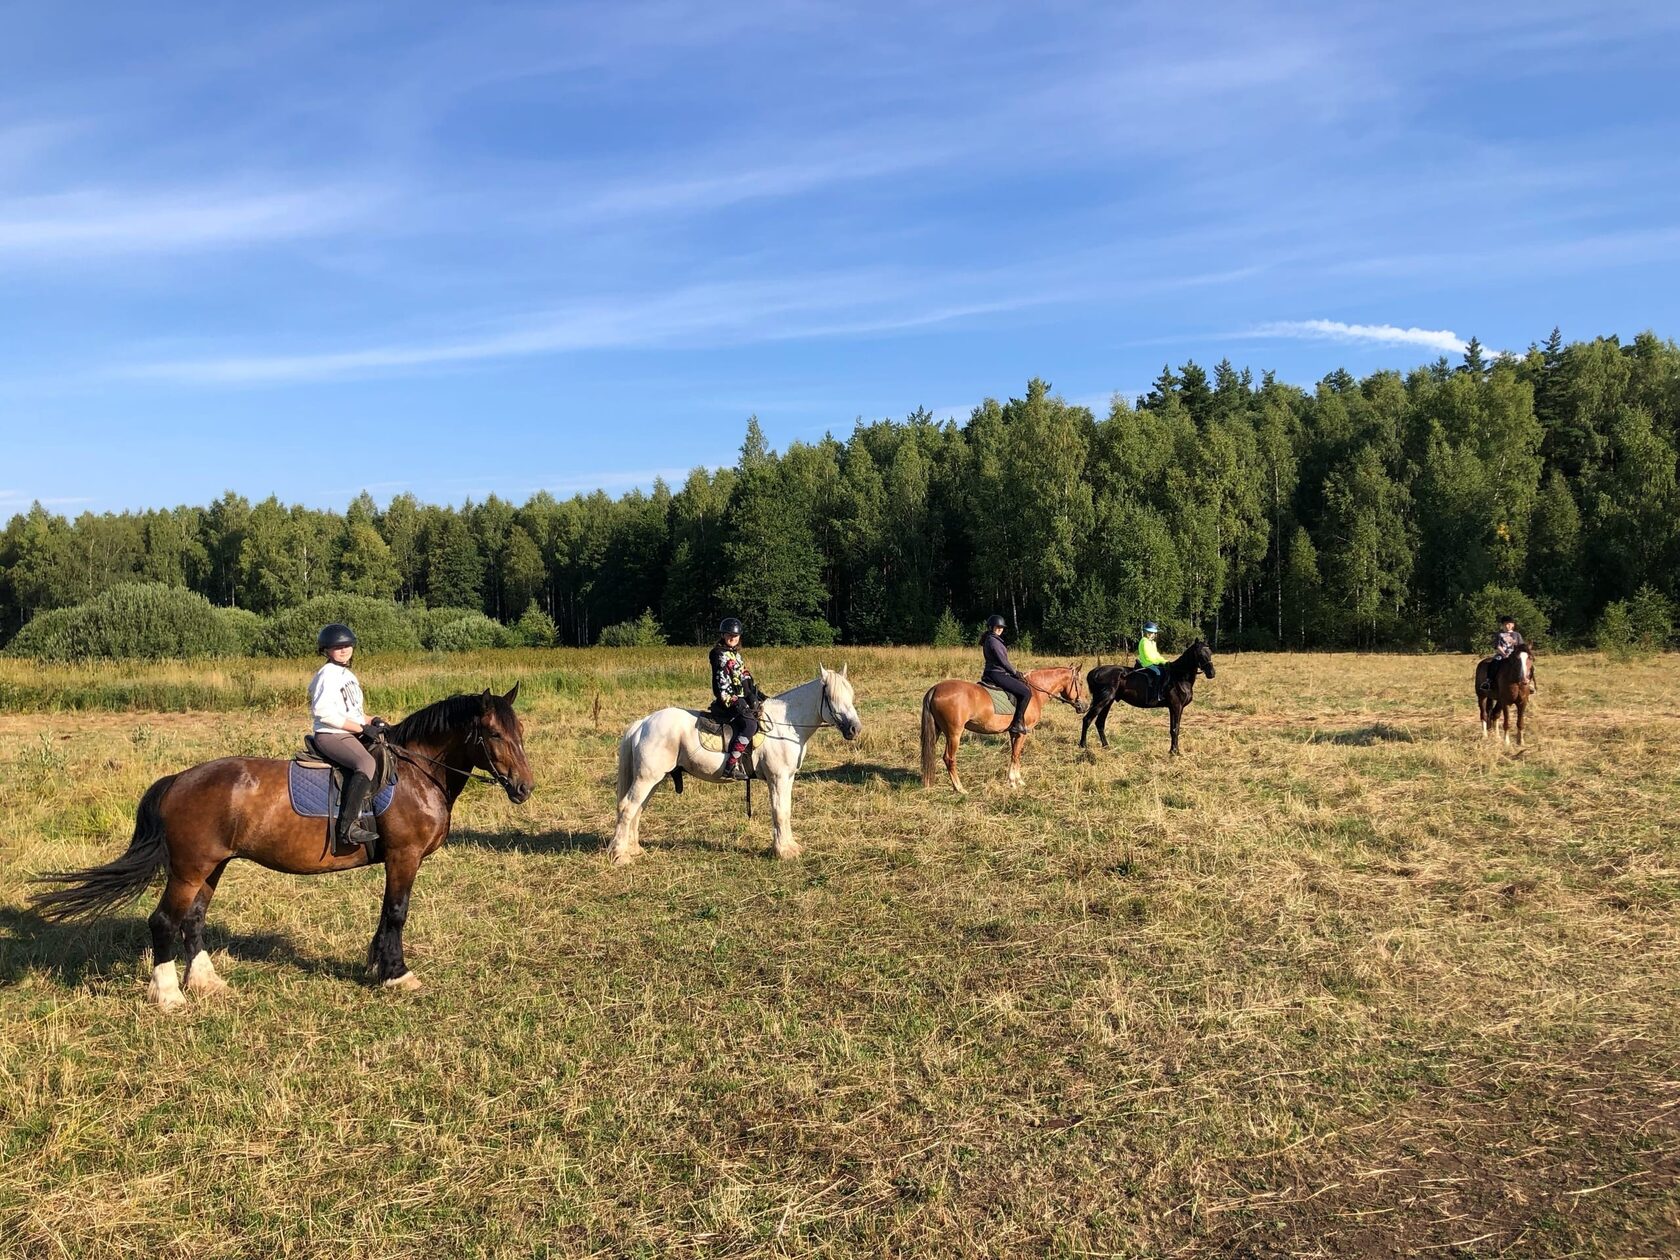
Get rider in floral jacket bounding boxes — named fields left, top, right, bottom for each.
left=709, top=617, right=763, bottom=780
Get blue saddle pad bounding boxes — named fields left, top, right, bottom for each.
left=287, top=762, right=398, bottom=819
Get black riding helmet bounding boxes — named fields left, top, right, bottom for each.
left=317, top=623, right=357, bottom=652
left=719, top=617, right=743, bottom=639
left=986, top=614, right=1006, bottom=631
left=1498, top=614, right=1516, bottom=625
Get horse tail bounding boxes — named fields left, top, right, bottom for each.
left=616, top=727, right=634, bottom=802
left=920, top=689, right=940, bottom=788
left=29, top=773, right=178, bottom=923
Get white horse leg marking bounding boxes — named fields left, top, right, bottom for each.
left=185, top=950, right=228, bottom=995
left=149, top=960, right=186, bottom=1012
left=383, top=971, right=422, bottom=992
left=768, top=772, right=800, bottom=860
left=611, top=750, right=662, bottom=862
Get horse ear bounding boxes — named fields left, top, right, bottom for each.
left=841, top=662, right=848, bottom=677
left=504, top=681, right=520, bottom=706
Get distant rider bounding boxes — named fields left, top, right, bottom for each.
left=1135, top=621, right=1168, bottom=703
left=710, top=617, right=763, bottom=781
left=1489, top=614, right=1537, bottom=691
left=308, top=624, right=384, bottom=856
left=980, top=614, right=1031, bottom=736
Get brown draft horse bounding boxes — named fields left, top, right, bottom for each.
left=29, top=687, right=533, bottom=1010
left=1080, top=640, right=1215, bottom=755
left=1477, top=647, right=1535, bottom=746
left=920, top=665, right=1086, bottom=793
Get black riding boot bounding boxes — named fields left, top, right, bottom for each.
left=1008, top=700, right=1028, bottom=736
left=334, top=772, right=380, bottom=857
left=720, top=737, right=751, bottom=781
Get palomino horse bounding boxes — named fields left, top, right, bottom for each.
left=30, top=687, right=533, bottom=1010
left=1478, top=648, right=1535, bottom=745
left=1080, top=640, right=1215, bottom=755
left=919, top=665, right=1086, bottom=793
left=612, top=666, right=862, bottom=864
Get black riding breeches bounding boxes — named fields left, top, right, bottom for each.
left=985, top=673, right=1033, bottom=722
left=714, top=700, right=758, bottom=745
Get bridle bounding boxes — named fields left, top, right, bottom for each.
left=385, top=725, right=522, bottom=796
left=762, top=675, right=853, bottom=738
left=1023, top=666, right=1085, bottom=710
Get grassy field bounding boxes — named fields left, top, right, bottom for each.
left=1, top=646, right=1676, bottom=1258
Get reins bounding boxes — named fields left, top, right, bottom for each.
left=384, top=728, right=517, bottom=796
left=758, top=681, right=843, bottom=738
left=1021, top=667, right=1084, bottom=709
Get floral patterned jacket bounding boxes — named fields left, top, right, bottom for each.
left=709, top=643, right=757, bottom=707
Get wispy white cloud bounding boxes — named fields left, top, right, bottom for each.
left=1248, top=319, right=1468, bottom=354
left=0, top=489, right=93, bottom=509
left=566, top=136, right=964, bottom=222
left=119, top=271, right=1055, bottom=386
left=0, top=183, right=376, bottom=258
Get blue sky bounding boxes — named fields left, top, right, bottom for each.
left=3, top=0, right=1678, bottom=514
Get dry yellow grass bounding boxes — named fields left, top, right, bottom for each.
left=1, top=647, right=1676, bottom=1257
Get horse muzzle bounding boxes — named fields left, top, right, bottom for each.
left=507, top=780, right=534, bottom=805
left=841, top=718, right=863, bottom=741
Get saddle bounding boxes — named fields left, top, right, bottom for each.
left=979, top=685, right=1018, bottom=716
left=288, top=735, right=399, bottom=821
left=691, top=711, right=767, bottom=755
left=1126, top=665, right=1166, bottom=704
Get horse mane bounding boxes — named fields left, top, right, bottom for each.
left=388, top=693, right=490, bottom=746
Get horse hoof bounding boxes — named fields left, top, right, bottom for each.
left=185, top=954, right=228, bottom=996
left=609, top=847, right=642, bottom=866
left=770, top=843, right=802, bottom=861
left=383, top=972, right=423, bottom=993
left=148, top=983, right=187, bottom=1013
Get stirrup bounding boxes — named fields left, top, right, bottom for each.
left=333, top=827, right=378, bottom=858
left=721, top=760, right=749, bottom=781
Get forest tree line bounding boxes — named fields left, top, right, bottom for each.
left=4, top=329, right=1678, bottom=654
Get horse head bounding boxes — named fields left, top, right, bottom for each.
left=477, top=684, right=535, bottom=803
left=1190, top=639, right=1215, bottom=679
left=1064, top=662, right=1089, bottom=713
left=819, top=664, right=863, bottom=740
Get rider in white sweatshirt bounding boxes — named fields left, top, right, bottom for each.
left=309, top=623, right=383, bottom=855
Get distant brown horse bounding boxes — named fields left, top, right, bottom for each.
left=29, top=687, right=533, bottom=1010
left=1080, top=640, right=1215, bottom=755
left=1477, top=648, right=1535, bottom=746
left=920, top=665, right=1086, bottom=793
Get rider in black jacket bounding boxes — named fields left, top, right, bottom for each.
left=709, top=617, right=762, bottom=780
left=980, top=614, right=1031, bottom=736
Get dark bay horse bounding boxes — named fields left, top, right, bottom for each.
left=1079, top=640, right=1215, bottom=755
left=29, top=687, right=533, bottom=1010
left=920, top=665, right=1086, bottom=793
left=1477, top=647, right=1535, bottom=746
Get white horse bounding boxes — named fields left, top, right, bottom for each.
left=611, top=666, right=862, bottom=864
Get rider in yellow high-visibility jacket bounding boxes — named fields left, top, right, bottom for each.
left=1135, top=622, right=1168, bottom=702
left=1136, top=623, right=1167, bottom=670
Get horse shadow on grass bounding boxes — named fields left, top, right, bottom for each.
left=1308, top=723, right=1417, bottom=747
left=445, top=827, right=609, bottom=855
left=804, top=762, right=921, bottom=787
left=0, top=904, right=368, bottom=988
